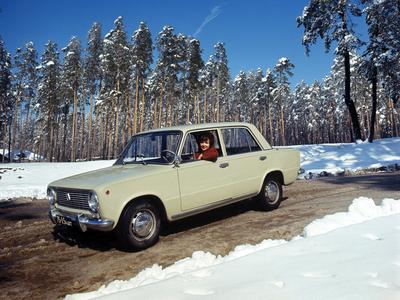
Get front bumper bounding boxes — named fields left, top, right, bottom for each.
left=49, top=207, right=114, bottom=232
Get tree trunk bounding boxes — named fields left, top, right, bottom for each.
left=139, top=79, right=145, bottom=132
left=216, top=75, right=220, bottom=122
left=368, top=65, right=377, bottom=143
left=203, top=90, right=207, bottom=123
left=71, top=89, right=78, bottom=162
left=268, top=103, right=273, bottom=146
left=79, top=109, right=85, bottom=160
left=12, top=97, right=20, bottom=159
left=88, top=94, right=94, bottom=160
left=127, top=92, right=132, bottom=138
left=158, top=82, right=164, bottom=128
left=62, top=110, right=68, bottom=162
left=113, top=107, right=119, bottom=158
left=2, top=121, right=7, bottom=163
left=343, top=50, right=362, bottom=141
left=133, top=75, right=139, bottom=134
left=280, top=104, right=286, bottom=146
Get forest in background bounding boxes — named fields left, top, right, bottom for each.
left=0, top=0, right=399, bottom=162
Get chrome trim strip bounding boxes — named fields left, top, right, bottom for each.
left=170, top=193, right=257, bottom=221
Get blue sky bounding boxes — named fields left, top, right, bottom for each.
left=0, top=0, right=368, bottom=86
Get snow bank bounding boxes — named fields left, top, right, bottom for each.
left=65, top=197, right=400, bottom=300
left=293, top=137, right=400, bottom=178
left=302, top=197, right=400, bottom=237
left=0, top=160, right=115, bottom=201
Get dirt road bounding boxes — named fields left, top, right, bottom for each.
left=1, top=172, right=399, bottom=299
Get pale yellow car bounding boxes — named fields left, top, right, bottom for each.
left=48, top=122, right=300, bottom=250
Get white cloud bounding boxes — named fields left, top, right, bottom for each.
left=193, top=5, right=222, bottom=37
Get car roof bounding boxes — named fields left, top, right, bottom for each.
left=141, top=122, right=272, bottom=150
left=144, top=122, right=254, bottom=134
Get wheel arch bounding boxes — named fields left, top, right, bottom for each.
left=117, top=195, right=168, bottom=228
left=259, top=170, right=284, bottom=193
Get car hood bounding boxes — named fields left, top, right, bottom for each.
left=48, top=163, right=169, bottom=191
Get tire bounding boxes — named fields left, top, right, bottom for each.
left=256, top=176, right=283, bottom=211
left=117, top=200, right=161, bottom=251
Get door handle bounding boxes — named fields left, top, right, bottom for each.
left=219, top=162, right=229, bottom=168
left=259, top=156, right=267, bottom=161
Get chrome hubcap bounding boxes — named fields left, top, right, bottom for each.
left=131, top=209, right=155, bottom=240
left=265, top=181, right=279, bottom=205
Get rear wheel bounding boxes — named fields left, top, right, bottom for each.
left=117, top=200, right=161, bottom=251
left=256, top=176, right=283, bottom=211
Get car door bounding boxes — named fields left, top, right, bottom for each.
left=177, top=130, right=233, bottom=211
left=220, top=127, right=266, bottom=198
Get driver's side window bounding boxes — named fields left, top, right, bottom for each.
left=181, top=133, right=199, bottom=162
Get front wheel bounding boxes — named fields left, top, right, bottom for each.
left=256, top=176, right=283, bottom=211
left=117, top=200, right=161, bottom=251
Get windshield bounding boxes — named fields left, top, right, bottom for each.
left=116, top=131, right=182, bottom=165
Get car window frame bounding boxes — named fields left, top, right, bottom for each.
left=220, top=126, right=263, bottom=156
left=179, top=128, right=224, bottom=163
left=115, top=130, right=183, bottom=165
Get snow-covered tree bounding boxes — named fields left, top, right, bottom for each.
left=273, top=57, right=294, bottom=145
left=62, top=36, right=82, bottom=161
left=0, top=36, right=12, bottom=162
left=297, top=0, right=364, bottom=141
left=84, top=22, right=102, bottom=159
left=155, top=25, right=182, bottom=127
left=212, top=42, right=230, bottom=122
left=361, top=0, right=400, bottom=141
left=233, top=71, right=249, bottom=122
left=199, top=58, right=215, bottom=123
left=131, top=21, right=153, bottom=133
left=185, top=38, right=203, bottom=124
left=13, top=42, right=38, bottom=154
left=37, top=41, right=61, bottom=161
left=100, top=16, right=131, bottom=158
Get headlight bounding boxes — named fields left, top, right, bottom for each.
left=88, top=192, right=99, bottom=213
left=47, top=188, right=56, bottom=205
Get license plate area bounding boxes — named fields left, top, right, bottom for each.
left=55, top=215, right=73, bottom=227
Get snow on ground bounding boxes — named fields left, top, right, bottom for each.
left=292, top=137, right=400, bottom=178
left=0, top=160, right=114, bottom=200
left=66, top=197, right=400, bottom=300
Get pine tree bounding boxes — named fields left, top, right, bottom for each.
left=212, top=42, right=230, bottom=122
left=185, top=39, right=203, bottom=124
left=234, top=70, right=249, bottom=122
left=100, top=17, right=131, bottom=158
left=199, top=58, right=215, bottom=123
left=361, top=0, right=400, bottom=141
left=298, top=0, right=364, bottom=141
left=155, top=26, right=182, bottom=127
left=131, top=22, right=153, bottom=133
left=247, top=68, right=263, bottom=126
left=262, top=69, right=277, bottom=143
left=37, top=41, right=61, bottom=161
left=0, top=36, right=12, bottom=162
left=62, top=36, right=82, bottom=161
left=13, top=47, right=24, bottom=155
left=84, top=22, right=102, bottom=160
left=273, top=57, right=294, bottom=145
left=20, top=43, right=38, bottom=155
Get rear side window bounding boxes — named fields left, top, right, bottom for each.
left=222, top=128, right=261, bottom=155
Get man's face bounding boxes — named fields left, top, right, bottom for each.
left=200, top=138, right=210, bottom=151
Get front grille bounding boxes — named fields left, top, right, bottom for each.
left=56, top=189, right=90, bottom=210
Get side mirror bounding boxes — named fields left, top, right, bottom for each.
left=173, top=155, right=182, bottom=168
